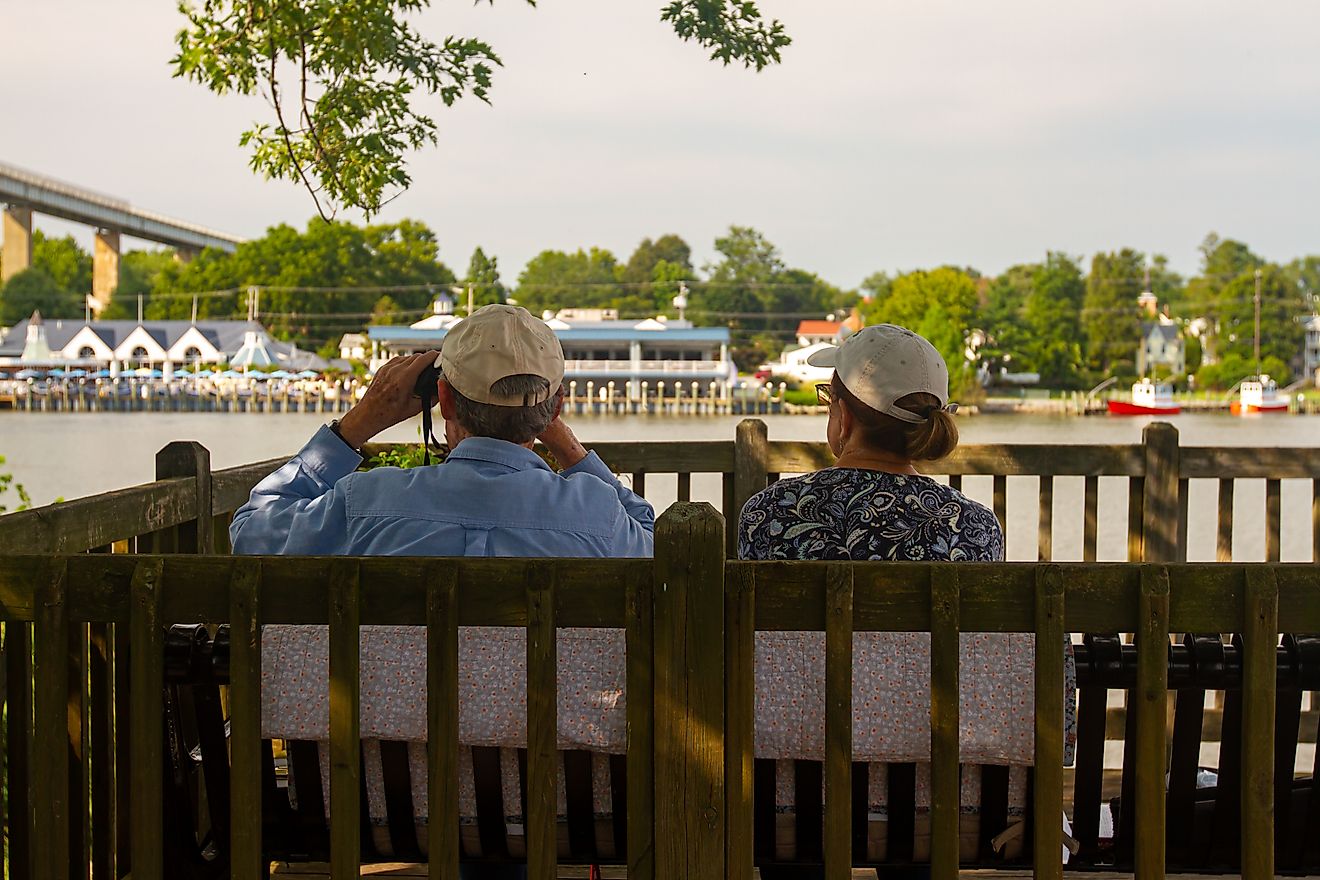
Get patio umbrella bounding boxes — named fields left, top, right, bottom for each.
left=218, top=370, right=243, bottom=379
left=269, top=369, right=293, bottom=379
left=49, top=368, right=66, bottom=377
left=93, top=369, right=113, bottom=378
left=16, top=369, right=41, bottom=379
left=296, top=369, right=319, bottom=378
left=64, top=369, right=87, bottom=378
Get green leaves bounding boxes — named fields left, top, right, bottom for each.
left=174, top=1, right=788, bottom=218
left=0, top=455, right=32, bottom=515
left=660, top=0, right=791, bottom=71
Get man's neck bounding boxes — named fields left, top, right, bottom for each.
left=446, top=421, right=535, bottom=451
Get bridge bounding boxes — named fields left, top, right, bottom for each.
left=0, top=161, right=242, bottom=312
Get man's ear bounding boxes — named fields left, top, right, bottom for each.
left=436, top=378, right=457, bottom=420
left=551, top=386, right=565, bottom=421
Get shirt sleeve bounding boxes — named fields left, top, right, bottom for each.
left=562, top=450, right=656, bottom=556
left=229, top=425, right=363, bottom=555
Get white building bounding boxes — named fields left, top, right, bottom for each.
left=1137, top=316, right=1186, bottom=377
left=1304, top=315, right=1320, bottom=387
left=0, top=313, right=328, bottom=371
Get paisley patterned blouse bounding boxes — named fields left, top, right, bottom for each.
left=738, top=467, right=1004, bottom=561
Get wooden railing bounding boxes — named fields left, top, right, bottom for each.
left=3, top=419, right=1317, bottom=564
left=2, top=505, right=1318, bottom=880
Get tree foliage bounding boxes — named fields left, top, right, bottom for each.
left=174, top=0, right=789, bottom=218
left=463, top=246, right=508, bottom=310
left=32, top=231, right=93, bottom=297
left=1083, top=249, right=1145, bottom=377
left=0, top=268, right=80, bottom=325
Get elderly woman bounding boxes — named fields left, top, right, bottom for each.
left=739, top=323, right=1001, bottom=561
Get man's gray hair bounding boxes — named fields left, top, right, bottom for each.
left=450, top=374, right=559, bottom=443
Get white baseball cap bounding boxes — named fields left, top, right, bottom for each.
left=806, top=324, right=954, bottom=424
left=437, top=304, right=565, bottom=405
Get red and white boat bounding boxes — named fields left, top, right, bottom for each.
left=1107, top=378, right=1181, bottom=416
left=1231, top=375, right=1290, bottom=415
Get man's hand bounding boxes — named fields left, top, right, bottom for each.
left=537, top=416, right=588, bottom=470
left=337, top=351, right=440, bottom=449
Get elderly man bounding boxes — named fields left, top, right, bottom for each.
left=230, top=303, right=653, bottom=556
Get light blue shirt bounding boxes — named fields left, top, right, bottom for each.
left=230, top=426, right=655, bottom=557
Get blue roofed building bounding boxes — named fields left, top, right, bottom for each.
left=366, top=306, right=735, bottom=389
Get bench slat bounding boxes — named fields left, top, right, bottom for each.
left=724, top=565, right=754, bottom=880
left=929, top=567, right=959, bottom=880
left=427, top=564, right=459, bottom=880
left=1033, top=568, right=1064, bottom=880
left=1218, top=479, right=1235, bottom=561
left=1242, top=569, right=1278, bottom=879
left=229, top=560, right=263, bottom=880
left=1135, top=567, right=1170, bottom=879
left=33, top=559, right=69, bottom=880
left=328, top=561, right=361, bottom=880
left=129, top=559, right=164, bottom=880
left=526, top=573, right=558, bottom=880
left=824, top=564, right=854, bottom=880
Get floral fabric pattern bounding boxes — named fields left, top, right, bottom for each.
left=739, top=468, right=1004, bottom=563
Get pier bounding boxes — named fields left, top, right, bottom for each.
left=0, top=422, right=1318, bottom=878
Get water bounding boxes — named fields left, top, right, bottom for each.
left=2, top=411, right=1316, bottom=561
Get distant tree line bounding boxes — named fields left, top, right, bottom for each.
left=2, top=222, right=1315, bottom=388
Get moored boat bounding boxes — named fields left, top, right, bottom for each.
left=1231, top=375, right=1289, bottom=415
left=1107, top=378, right=1181, bottom=415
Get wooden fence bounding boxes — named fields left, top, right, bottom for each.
left=0, top=419, right=1318, bottom=880
left=1, top=511, right=1318, bottom=880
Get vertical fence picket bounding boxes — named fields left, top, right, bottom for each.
left=128, top=559, right=164, bottom=880
left=33, top=560, right=70, bottom=880
left=1083, top=476, right=1099, bottom=562
left=1266, top=480, right=1281, bottom=562
left=677, top=472, right=692, bottom=503
left=1218, top=479, right=1235, bottom=562
left=1177, top=479, right=1190, bottom=563
left=724, top=564, right=755, bottom=880
left=112, top=622, right=130, bottom=878
left=526, top=571, right=558, bottom=880
left=732, top=420, right=769, bottom=555
left=993, top=476, right=1007, bottom=533
left=1242, top=568, right=1278, bottom=880
left=632, top=472, right=647, bottom=498
left=1142, top=423, right=1180, bottom=563
left=1038, top=476, right=1054, bottom=561
left=88, top=623, right=112, bottom=880
left=929, top=568, right=959, bottom=880
left=1312, top=478, right=1319, bottom=563
left=1135, top=567, right=1170, bottom=880
left=1033, top=567, right=1065, bottom=880
left=328, top=561, right=361, bottom=880
left=6, top=617, right=33, bottom=880
left=824, top=565, right=854, bottom=880
left=626, top=571, right=657, bottom=880
left=1128, top=478, right=1145, bottom=562
left=228, top=560, right=263, bottom=880
left=427, top=563, right=459, bottom=880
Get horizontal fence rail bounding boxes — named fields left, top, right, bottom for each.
left=3, top=421, right=1318, bottom=564
left=2, top=504, right=1320, bottom=879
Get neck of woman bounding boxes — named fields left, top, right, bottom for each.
left=832, top=441, right=920, bottom=476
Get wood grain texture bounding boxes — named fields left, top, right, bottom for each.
left=209, top=457, right=288, bottom=514
left=1038, top=476, right=1054, bottom=561
left=625, top=574, right=655, bottom=880
left=155, top=441, right=214, bottom=554
left=33, top=559, right=70, bottom=880
left=1217, top=479, right=1235, bottom=562
left=1083, top=475, right=1099, bottom=563
left=526, top=570, right=558, bottom=880
left=723, top=564, right=755, bottom=880
left=328, top=560, right=362, bottom=880
left=228, top=559, right=263, bottom=880
left=1135, top=567, right=1170, bottom=880
left=426, top=564, right=459, bottom=880
left=1265, top=479, right=1281, bottom=563
left=1141, top=423, right=1180, bottom=563
left=0, top=479, right=195, bottom=555
left=1033, top=567, right=1065, bottom=880
left=929, top=567, right=960, bottom=880
left=129, top=558, right=164, bottom=880
left=732, top=419, right=770, bottom=532
left=824, top=565, right=854, bottom=880
left=1242, top=568, right=1278, bottom=880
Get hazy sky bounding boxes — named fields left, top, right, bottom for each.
left=4, top=0, right=1319, bottom=287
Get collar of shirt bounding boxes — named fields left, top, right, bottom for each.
left=444, top=436, right=553, bottom=473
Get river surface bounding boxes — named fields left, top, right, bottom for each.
left=2, top=411, right=1317, bottom=562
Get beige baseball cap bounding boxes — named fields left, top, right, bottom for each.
left=436, top=304, right=565, bottom=406
left=806, top=323, right=953, bottom=424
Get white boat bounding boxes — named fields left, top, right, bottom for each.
left=1232, top=375, right=1289, bottom=415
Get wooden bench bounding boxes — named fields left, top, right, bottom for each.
left=156, top=627, right=1320, bottom=877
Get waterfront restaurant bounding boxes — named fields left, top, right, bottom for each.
left=0, top=312, right=328, bottom=372
left=366, top=307, right=736, bottom=392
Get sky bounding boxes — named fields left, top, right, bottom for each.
left=3, top=0, right=1319, bottom=289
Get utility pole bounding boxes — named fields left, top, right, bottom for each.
left=1254, top=268, right=1262, bottom=374
left=467, top=283, right=474, bottom=317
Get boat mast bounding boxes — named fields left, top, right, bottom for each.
left=1254, top=267, right=1262, bottom=375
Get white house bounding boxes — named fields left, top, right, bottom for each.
left=1137, top=317, right=1186, bottom=377
left=338, top=333, right=368, bottom=361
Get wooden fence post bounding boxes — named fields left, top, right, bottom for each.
left=653, top=502, right=726, bottom=880
left=1141, top=423, right=1180, bottom=562
left=731, top=419, right=769, bottom=556
left=155, top=442, right=214, bottom=554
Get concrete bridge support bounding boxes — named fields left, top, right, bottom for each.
left=2, top=205, right=33, bottom=283
left=91, top=228, right=120, bottom=314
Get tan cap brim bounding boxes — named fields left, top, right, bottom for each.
left=806, top=346, right=839, bottom=368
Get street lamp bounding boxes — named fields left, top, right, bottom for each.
left=672, top=282, right=688, bottom=323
